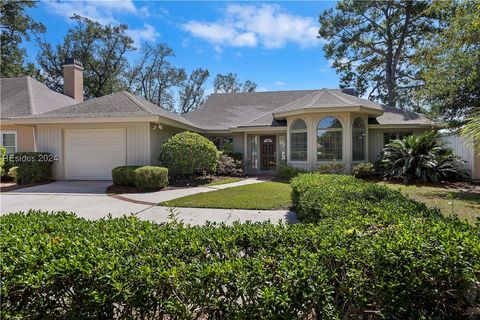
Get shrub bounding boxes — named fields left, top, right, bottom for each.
left=8, top=152, right=54, bottom=185
left=111, top=166, right=141, bottom=186
left=352, top=162, right=376, bottom=178
left=276, top=163, right=304, bottom=181
left=0, top=145, right=5, bottom=176
left=380, top=131, right=469, bottom=184
left=317, top=162, right=345, bottom=174
left=7, top=166, right=18, bottom=180
left=217, top=154, right=244, bottom=177
left=1, top=210, right=478, bottom=319
left=133, top=166, right=168, bottom=191
left=224, top=151, right=243, bottom=161
left=160, top=132, right=219, bottom=178
left=290, top=173, right=440, bottom=223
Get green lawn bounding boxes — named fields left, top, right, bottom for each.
left=161, top=182, right=292, bottom=210
left=206, top=177, right=243, bottom=186
left=379, top=182, right=480, bottom=222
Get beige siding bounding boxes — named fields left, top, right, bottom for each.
left=127, top=124, right=150, bottom=166
left=36, top=122, right=151, bottom=180
left=368, top=128, right=428, bottom=164
left=0, top=124, right=35, bottom=152
left=36, top=127, right=63, bottom=179
left=150, top=125, right=181, bottom=165
left=232, top=132, right=245, bottom=155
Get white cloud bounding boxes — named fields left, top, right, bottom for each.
left=274, top=81, right=286, bottom=86
left=182, top=4, right=320, bottom=50
left=127, top=24, right=160, bottom=43
left=44, top=0, right=143, bottom=25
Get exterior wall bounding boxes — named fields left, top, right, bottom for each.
left=286, top=112, right=368, bottom=172
left=368, top=128, right=429, bottom=163
left=0, top=124, right=35, bottom=152
left=150, top=124, right=183, bottom=165
left=36, top=122, right=151, bottom=180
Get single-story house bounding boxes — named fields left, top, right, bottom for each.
left=1, top=59, right=479, bottom=180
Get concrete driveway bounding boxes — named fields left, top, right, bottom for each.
left=0, top=180, right=297, bottom=225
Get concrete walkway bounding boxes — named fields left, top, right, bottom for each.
left=117, top=177, right=267, bottom=204
left=0, top=178, right=297, bottom=225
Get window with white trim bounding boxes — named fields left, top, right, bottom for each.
left=1, top=131, right=17, bottom=154
left=352, top=118, right=366, bottom=161
left=290, top=119, right=308, bottom=161
left=317, top=116, right=342, bottom=161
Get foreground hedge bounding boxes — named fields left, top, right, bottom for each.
left=1, top=210, right=479, bottom=319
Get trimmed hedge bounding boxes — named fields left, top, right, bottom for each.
left=112, top=166, right=141, bottom=186
left=7, top=152, right=54, bottom=184
left=160, top=132, right=219, bottom=178
left=134, top=166, right=168, bottom=191
left=1, top=210, right=478, bottom=319
left=291, top=173, right=440, bottom=223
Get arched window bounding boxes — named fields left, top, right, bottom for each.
left=317, top=116, right=342, bottom=161
left=290, top=119, right=308, bottom=161
left=352, top=118, right=366, bottom=161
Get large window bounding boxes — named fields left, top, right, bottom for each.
left=317, top=116, right=342, bottom=161
left=210, top=136, right=234, bottom=151
left=1, top=131, right=17, bottom=154
left=290, top=119, right=307, bottom=161
left=352, top=118, right=366, bottom=161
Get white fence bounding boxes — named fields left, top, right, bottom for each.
left=440, top=135, right=478, bottom=180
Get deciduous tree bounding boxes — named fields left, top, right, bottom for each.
left=416, top=0, right=480, bottom=127
left=126, top=43, right=186, bottom=111
left=0, top=0, right=45, bottom=77
left=213, top=73, right=257, bottom=93
left=179, top=69, right=209, bottom=113
left=37, top=15, right=134, bottom=99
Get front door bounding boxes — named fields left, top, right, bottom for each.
left=260, top=135, right=276, bottom=170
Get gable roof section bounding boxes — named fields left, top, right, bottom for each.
left=20, top=91, right=198, bottom=127
left=1, top=76, right=75, bottom=118
left=182, top=90, right=317, bottom=130
left=185, top=89, right=389, bottom=129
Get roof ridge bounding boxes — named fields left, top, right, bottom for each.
left=122, top=91, right=155, bottom=114
left=25, top=76, right=35, bottom=115
left=326, top=89, right=355, bottom=105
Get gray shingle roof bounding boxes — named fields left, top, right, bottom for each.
left=2, top=78, right=433, bottom=129
left=21, top=91, right=198, bottom=127
left=1, top=76, right=75, bottom=118
left=182, top=90, right=317, bottom=130
left=273, top=89, right=384, bottom=113
left=373, top=106, right=433, bottom=126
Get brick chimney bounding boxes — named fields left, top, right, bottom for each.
left=63, top=58, right=84, bottom=102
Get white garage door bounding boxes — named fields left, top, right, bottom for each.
left=64, top=129, right=126, bottom=180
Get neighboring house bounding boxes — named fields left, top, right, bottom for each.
left=1, top=59, right=479, bottom=181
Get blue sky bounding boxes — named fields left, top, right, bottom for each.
left=26, top=1, right=340, bottom=93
